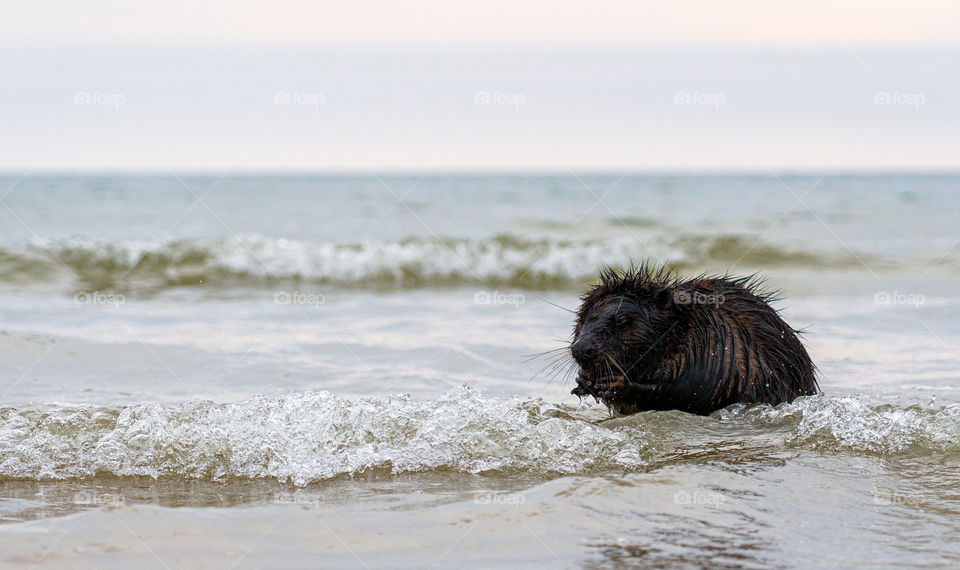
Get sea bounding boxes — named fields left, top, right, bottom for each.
left=0, top=173, right=958, bottom=568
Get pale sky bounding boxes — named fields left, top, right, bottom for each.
left=2, top=1, right=959, bottom=171
left=3, top=0, right=959, bottom=47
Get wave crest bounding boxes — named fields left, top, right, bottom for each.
left=0, top=386, right=647, bottom=485
left=3, top=388, right=959, bottom=486
left=727, top=394, right=960, bottom=454
left=0, top=233, right=866, bottom=291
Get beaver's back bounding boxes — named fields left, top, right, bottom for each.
left=669, top=277, right=818, bottom=411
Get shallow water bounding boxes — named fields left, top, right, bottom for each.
left=1, top=174, right=959, bottom=567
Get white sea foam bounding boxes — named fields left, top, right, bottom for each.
left=3, top=233, right=851, bottom=290
left=2, top=387, right=958, bottom=486
left=0, top=386, right=649, bottom=485
left=728, top=394, right=960, bottom=454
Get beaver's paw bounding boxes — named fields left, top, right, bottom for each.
left=594, top=375, right=629, bottom=400
left=594, top=376, right=658, bottom=407
left=572, top=370, right=600, bottom=401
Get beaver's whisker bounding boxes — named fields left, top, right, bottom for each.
left=538, top=356, right=577, bottom=389
left=534, top=294, right=576, bottom=314
left=602, top=355, right=616, bottom=382
left=609, top=356, right=629, bottom=378
left=532, top=349, right=579, bottom=384
left=561, top=360, right=579, bottom=385
left=541, top=356, right=571, bottom=379
left=529, top=353, right=569, bottom=382
left=556, top=360, right=581, bottom=393
left=521, top=347, right=568, bottom=362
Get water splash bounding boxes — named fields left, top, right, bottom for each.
left=727, top=394, right=960, bottom=454
left=3, top=389, right=958, bottom=486
left=0, top=386, right=648, bottom=486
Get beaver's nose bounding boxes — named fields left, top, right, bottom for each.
left=571, top=337, right=600, bottom=364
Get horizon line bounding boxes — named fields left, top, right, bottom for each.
left=3, top=168, right=960, bottom=178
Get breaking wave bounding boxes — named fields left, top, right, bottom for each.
left=0, top=386, right=648, bottom=486
left=727, top=394, right=960, bottom=454
left=1, top=387, right=958, bottom=486
left=0, top=233, right=875, bottom=291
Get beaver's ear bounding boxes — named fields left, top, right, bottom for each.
left=653, top=287, right=673, bottom=309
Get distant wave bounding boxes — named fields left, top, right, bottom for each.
left=0, top=387, right=957, bottom=485
left=0, top=233, right=879, bottom=292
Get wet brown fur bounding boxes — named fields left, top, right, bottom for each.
left=571, top=263, right=818, bottom=415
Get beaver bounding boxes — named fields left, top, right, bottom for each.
left=570, top=264, right=818, bottom=415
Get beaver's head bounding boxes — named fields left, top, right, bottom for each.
left=570, top=267, right=681, bottom=403
left=571, top=289, right=674, bottom=374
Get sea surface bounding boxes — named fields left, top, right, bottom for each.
left=1, top=174, right=959, bottom=568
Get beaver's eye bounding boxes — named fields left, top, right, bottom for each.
left=614, top=313, right=630, bottom=326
